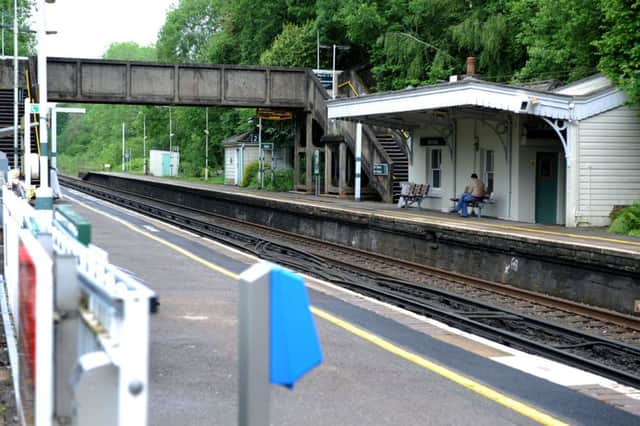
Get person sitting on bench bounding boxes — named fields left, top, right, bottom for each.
left=453, top=173, right=486, bottom=217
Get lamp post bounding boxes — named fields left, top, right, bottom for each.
left=34, top=0, right=56, bottom=210
left=13, top=0, right=18, bottom=169
left=143, top=112, right=147, bottom=175
left=331, top=44, right=349, bottom=99
left=257, top=117, right=263, bottom=189
left=169, top=106, right=173, bottom=153
left=204, top=107, right=209, bottom=181
left=317, top=41, right=349, bottom=99
left=122, top=121, right=125, bottom=171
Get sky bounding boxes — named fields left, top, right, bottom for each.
left=44, top=0, right=177, bottom=58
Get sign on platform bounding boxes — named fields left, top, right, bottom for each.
left=30, top=103, right=40, bottom=114
left=261, top=143, right=273, bottom=151
left=373, top=163, right=389, bottom=176
left=256, top=109, right=293, bottom=121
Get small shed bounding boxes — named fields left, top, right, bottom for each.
left=149, top=150, right=180, bottom=177
left=223, top=132, right=291, bottom=185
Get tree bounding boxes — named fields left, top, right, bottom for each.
left=511, top=0, right=603, bottom=82
left=156, top=0, right=222, bottom=63
left=260, top=21, right=316, bottom=68
left=450, top=0, right=525, bottom=81
left=103, top=42, right=156, bottom=61
left=0, top=0, right=35, bottom=56
left=595, top=0, right=640, bottom=105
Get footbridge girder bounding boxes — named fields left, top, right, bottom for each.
left=43, top=57, right=327, bottom=129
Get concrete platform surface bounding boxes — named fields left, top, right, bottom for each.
left=61, top=188, right=640, bottom=425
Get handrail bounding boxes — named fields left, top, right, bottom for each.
left=336, top=120, right=393, bottom=202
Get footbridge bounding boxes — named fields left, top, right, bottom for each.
left=44, top=57, right=327, bottom=127
left=1, top=58, right=401, bottom=202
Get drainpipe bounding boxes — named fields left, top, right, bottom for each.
left=355, top=122, right=362, bottom=201
left=452, top=119, right=457, bottom=198
left=507, top=116, right=513, bottom=219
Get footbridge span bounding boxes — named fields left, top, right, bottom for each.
left=1, top=57, right=400, bottom=201
left=44, top=57, right=327, bottom=127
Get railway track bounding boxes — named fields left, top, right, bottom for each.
left=60, top=176, right=640, bottom=388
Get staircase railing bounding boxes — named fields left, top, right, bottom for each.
left=334, top=120, right=394, bottom=202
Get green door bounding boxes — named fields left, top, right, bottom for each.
left=162, top=153, right=171, bottom=176
left=535, top=152, right=558, bottom=224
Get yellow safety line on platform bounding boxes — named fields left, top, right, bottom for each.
left=70, top=197, right=240, bottom=280
left=311, top=307, right=568, bottom=426
left=388, top=211, right=640, bottom=247
left=72, top=196, right=567, bottom=426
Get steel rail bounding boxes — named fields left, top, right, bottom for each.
left=60, top=176, right=640, bottom=388
left=60, top=175, right=640, bottom=332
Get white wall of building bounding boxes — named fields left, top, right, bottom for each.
left=410, top=118, right=513, bottom=217
left=575, top=106, right=640, bottom=226
left=224, top=148, right=236, bottom=184
left=224, top=145, right=288, bottom=185
left=517, top=133, right=565, bottom=224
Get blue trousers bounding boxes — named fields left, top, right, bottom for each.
left=455, top=193, right=474, bottom=217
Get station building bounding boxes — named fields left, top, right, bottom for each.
left=328, top=72, right=640, bottom=227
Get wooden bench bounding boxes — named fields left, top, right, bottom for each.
left=450, top=195, right=493, bottom=218
left=398, top=183, right=430, bottom=209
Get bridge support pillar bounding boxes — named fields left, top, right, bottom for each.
left=305, top=113, right=313, bottom=192
left=339, top=142, right=349, bottom=197
left=294, top=113, right=314, bottom=193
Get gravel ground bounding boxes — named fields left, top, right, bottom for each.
left=0, top=319, right=17, bottom=425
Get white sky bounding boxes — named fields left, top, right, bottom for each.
left=44, top=0, right=177, bottom=58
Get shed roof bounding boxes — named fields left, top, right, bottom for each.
left=327, top=74, right=626, bottom=128
left=223, top=132, right=256, bottom=147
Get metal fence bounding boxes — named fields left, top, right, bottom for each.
left=2, top=187, right=155, bottom=426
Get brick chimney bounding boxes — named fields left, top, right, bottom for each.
left=466, top=57, right=476, bottom=76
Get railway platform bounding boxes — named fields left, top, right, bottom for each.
left=75, top=172, right=640, bottom=316
left=60, top=186, right=640, bottom=425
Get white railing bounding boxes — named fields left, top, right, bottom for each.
left=1, top=186, right=154, bottom=426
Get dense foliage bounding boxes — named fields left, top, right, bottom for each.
left=56, top=0, right=639, bottom=180
left=0, top=0, right=35, bottom=56
left=609, top=202, right=640, bottom=237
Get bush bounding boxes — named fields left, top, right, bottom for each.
left=241, top=161, right=260, bottom=187
left=241, top=161, right=294, bottom=192
left=608, top=202, right=640, bottom=236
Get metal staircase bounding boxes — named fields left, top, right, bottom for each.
left=0, top=87, right=38, bottom=175
left=375, top=132, right=409, bottom=202
left=335, top=70, right=410, bottom=203
left=0, top=89, right=23, bottom=169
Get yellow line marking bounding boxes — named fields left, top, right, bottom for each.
left=71, top=195, right=568, bottom=426
left=384, top=211, right=640, bottom=247
left=311, top=307, right=568, bottom=426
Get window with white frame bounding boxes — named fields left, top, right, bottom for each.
left=484, top=150, right=494, bottom=193
left=430, top=149, right=442, bottom=189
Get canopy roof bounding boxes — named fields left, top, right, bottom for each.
left=327, top=74, right=626, bottom=129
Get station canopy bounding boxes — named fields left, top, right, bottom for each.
left=327, top=74, right=626, bottom=129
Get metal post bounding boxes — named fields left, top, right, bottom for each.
left=169, top=107, right=172, bottom=152
left=169, top=107, right=174, bottom=176
left=2, top=13, right=5, bottom=56
left=24, top=98, right=31, bottom=187
left=316, top=31, right=320, bottom=71
left=13, top=0, right=18, bottom=169
left=355, top=122, right=362, bottom=201
left=239, top=263, right=271, bottom=426
left=121, top=122, right=125, bottom=172
left=143, top=113, right=147, bottom=175
left=332, top=44, right=336, bottom=100
left=258, top=117, right=263, bottom=189
left=37, top=0, right=49, bottom=190
left=205, top=107, right=209, bottom=181
left=51, top=103, right=56, bottom=169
